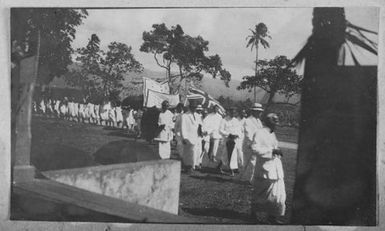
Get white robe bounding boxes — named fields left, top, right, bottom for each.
left=201, top=112, right=222, bottom=167
left=239, top=116, right=263, bottom=183
left=218, top=117, right=243, bottom=170
left=155, top=110, right=174, bottom=159
left=115, top=106, right=123, bottom=122
left=181, top=111, right=200, bottom=167
left=251, top=127, right=286, bottom=217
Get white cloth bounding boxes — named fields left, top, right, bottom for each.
left=127, top=109, right=136, bottom=126
left=39, top=99, right=46, bottom=113
left=54, top=100, right=60, bottom=115
left=202, top=113, right=223, bottom=139
left=109, top=107, right=116, bottom=122
left=217, top=117, right=243, bottom=169
left=59, top=103, right=67, bottom=116
left=78, top=104, right=85, bottom=118
left=181, top=111, right=200, bottom=167
left=88, top=103, right=96, bottom=119
left=100, top=103, right=110, bottom=121
left=251, top=127, right=286, bottom=217
left=239, top=116, right=263, bottom=182
left=155, top=110, right=174, bottom=159
left=68, top=102, right=75, bottom=117
left=155, top=110, right=174, bottom=142
left=73, top=102, right=79, bottom=117
left=115, top=106, right=123, bottom=122
left=94, top=104, right=100, bottom=119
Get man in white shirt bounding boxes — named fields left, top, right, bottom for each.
left=181, top=102, right=200, bottom=173
left=239, top=103, right=264, bottom=183
left=154, top=100, right=174, bottom=159
left=201, top=105, right=223, bottom=168
left=217, top=108, right=243, bottom=176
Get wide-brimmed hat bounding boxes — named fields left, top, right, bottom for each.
left=250, top=103, right=264, bottom=111
left=196, top=104, right=203, bottom=111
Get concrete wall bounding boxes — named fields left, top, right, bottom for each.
left=42, top=160, right=181, bottom=214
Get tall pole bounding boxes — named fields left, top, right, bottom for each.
left=254, top=43, right=258, bottom=103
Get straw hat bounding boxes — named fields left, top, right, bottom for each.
left=250, top=103, right=264, bottom=111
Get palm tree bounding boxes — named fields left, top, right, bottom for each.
left=246, top=23, right=271, bottom=102
left=291, top=7, right=377, bottom=225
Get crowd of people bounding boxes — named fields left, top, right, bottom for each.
left=33, top=96, right=142, bottom=135
left=154, top=100, right=286, bottom=224
left=33, top=95, right=286, bottom=224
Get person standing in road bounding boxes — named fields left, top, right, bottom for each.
left=250, top=113, right=286, bottom=224
left=154, top=100, right=174, bottom=159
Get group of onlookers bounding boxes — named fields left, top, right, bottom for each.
left=33, top=96, right=141, bottom=134
left=154, top=100, right=287, bottom=224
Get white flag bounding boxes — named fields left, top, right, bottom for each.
left=145, top=89, right=180, bottom=108
left=143, top=77, right=170, bottom=106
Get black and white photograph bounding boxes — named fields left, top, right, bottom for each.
left=7, top=4, right=381, bottom=228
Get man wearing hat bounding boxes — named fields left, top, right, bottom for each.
left=180, top=101, right=201, bottom=173
left=154, top=100, right=174, bottom=159
left=239, top=103, right=264, bottom=183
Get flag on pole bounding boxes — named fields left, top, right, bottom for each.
left=185, top=87, right=226, bottom=116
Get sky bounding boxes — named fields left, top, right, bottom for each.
left=71, top=7, right=379, bottom=80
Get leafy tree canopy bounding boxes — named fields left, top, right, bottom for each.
left=140, top=23, right=231, bottom=92
left=67, top=34, right=143, bottom=102
left=238, top=55, right=302, bottom=105
left=11, top=8, right=88, bottom=83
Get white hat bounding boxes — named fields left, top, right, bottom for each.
left=250, top=103, right=264, bottom=111
left=196, top=104, right=203, bottom=111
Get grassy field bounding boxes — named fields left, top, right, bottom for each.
left=28, top=115, right=298, bottom=224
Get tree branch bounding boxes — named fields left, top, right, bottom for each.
left=153, top=52, right=168, bottom=69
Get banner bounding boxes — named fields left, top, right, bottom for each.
left=142, top=77, right=169, bottom=106
left=145, top=89, right=180, bottom=108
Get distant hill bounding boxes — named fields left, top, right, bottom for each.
left=48, top=66, right=300, bottom=104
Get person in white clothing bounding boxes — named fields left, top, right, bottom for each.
left=239, top=103, right=264, bottom=183
left=115, top=103, right=124, bottom=128
left=217, top=108, right=243, bottom=176
left=73, top=99, right=79, bottom=122
left=54, top=99, right=61, bottom=118
left=154, top=100, right=174, bottom=159
left=39, top=97, right=46, bottom=115
left=87, top=101, right=96, bottom=124
left=250, top=113, right=286, bottom=224
left=194, top=104, right=204, bottom=169
left=180, top=102, right=201, bottom=173
left=201, top=105, right=223, bottom=168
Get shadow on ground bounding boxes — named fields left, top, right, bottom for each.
left=31, top=144, right=96, bottom=171
left=93, top=140, right=159, bottom=165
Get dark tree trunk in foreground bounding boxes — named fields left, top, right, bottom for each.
left=13, top=30, right=40, bottom=182
left=292, top=8, right=376, bottom=225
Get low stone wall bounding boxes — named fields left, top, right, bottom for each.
left=42, top=160, right=181, bottom=214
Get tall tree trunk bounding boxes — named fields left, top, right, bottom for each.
left=13, top=29, right=40, bottom=181
left=266, top=91, right=275, bottom=109
left=254, top=44, right=259, bottom=103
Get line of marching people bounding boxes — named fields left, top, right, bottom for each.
left=33, top=96, right=141, bottom=135
left=154, top=100, right=287, bottom=224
